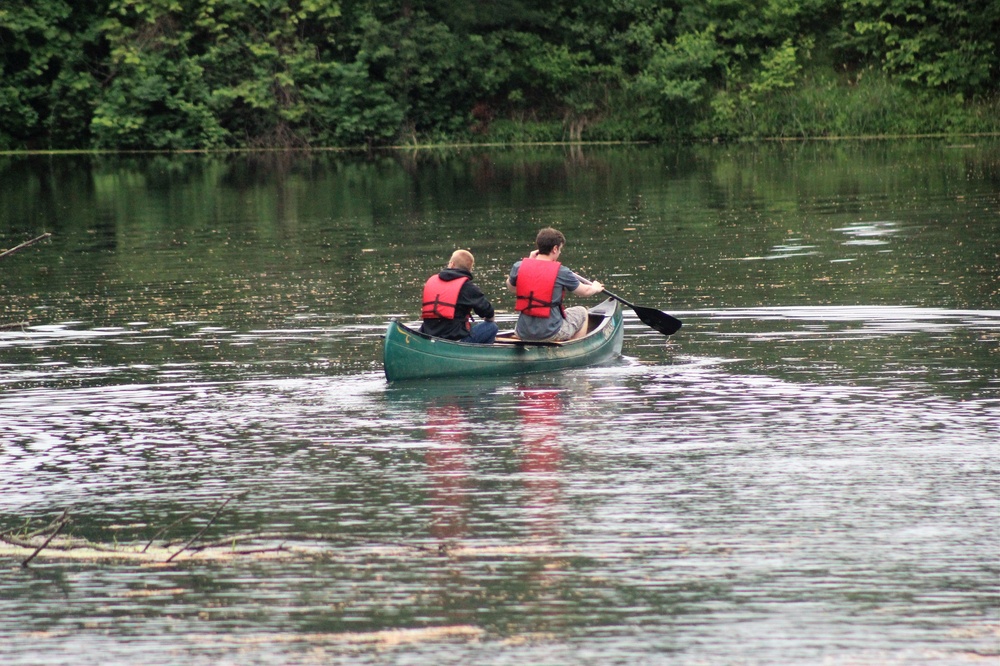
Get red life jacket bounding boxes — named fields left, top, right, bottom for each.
left=515, top=258, right=563, bottom=318
left=422, top=274, right=469, bottom=321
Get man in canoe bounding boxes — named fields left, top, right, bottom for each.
left=506, top=227, right=605, bottom=342
left=420, top=249, right=498, bottom=344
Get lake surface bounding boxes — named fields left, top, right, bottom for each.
left=1, top=140, right=998, bottom=664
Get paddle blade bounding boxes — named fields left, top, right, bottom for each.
left=633, top=305, right=682, bottom=336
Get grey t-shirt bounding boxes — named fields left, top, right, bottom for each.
left=508, top=260, right=580, bottom=340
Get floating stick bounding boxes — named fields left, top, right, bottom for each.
left=0, top=233, right=52, bottom=262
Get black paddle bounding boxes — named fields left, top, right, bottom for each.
left=576, top=274, right=682, bottom=336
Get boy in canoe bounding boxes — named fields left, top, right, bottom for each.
left=420, top=249, right=498, bottom=344
left=506, top=227, right=604, bottom=342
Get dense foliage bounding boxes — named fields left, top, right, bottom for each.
left=1, top=0, right=998, bottom=150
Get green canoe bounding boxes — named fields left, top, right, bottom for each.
left=383, top=298, right=624, bottom=382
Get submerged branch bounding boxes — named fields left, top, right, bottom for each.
left=1, top=501, right=449, bottom=565
left=166, top=495, right=240, bottom=563
left=143, top=509, right=200, bottom=553
left=21, top=509, right=70, bottom=567
left=24, top=512, right=74, bottom=539
left=180, top=531, right=434, bottom=553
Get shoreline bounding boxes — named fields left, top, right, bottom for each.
left=2, top=132, right=998, bottom=158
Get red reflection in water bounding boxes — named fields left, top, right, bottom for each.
left=517, top=389, right=564, bottom=539
left=424, top=404, right=471, bottom=540
left=422, top=388, right=567, bottom=541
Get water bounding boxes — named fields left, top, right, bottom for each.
left=1, top=140, right=998, bottom=664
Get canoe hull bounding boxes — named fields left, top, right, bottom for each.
left=383, top=299, right=624, bottom=382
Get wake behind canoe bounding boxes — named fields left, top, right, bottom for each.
left=383, top=298, right=624, bottom=382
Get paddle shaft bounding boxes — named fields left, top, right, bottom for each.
left=572, top=274, right=633, bottom=305
left=600, top=288, right=635, bottom=309
left=574, top=273, right=682, bottom=336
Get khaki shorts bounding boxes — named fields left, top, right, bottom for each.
left=548, top=306, right=588, bottom=342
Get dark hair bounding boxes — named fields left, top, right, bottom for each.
left=535, top=227, right=566, bottom=255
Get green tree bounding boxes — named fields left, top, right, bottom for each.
left=632, top=27, right=726, bottom=138
left=2, top=0, right=998, bottom=149
left=0, top=0, right=106, bottom=149
left=93, top=0, right=352, bottom=149
left=842, top=0, right=1000, bottom=96
left=192, top=0, right=345, bottom=147
left=93, top=0, right=226, bottom=149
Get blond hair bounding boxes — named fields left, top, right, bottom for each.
left=448, top=249, right=475, bottom=271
